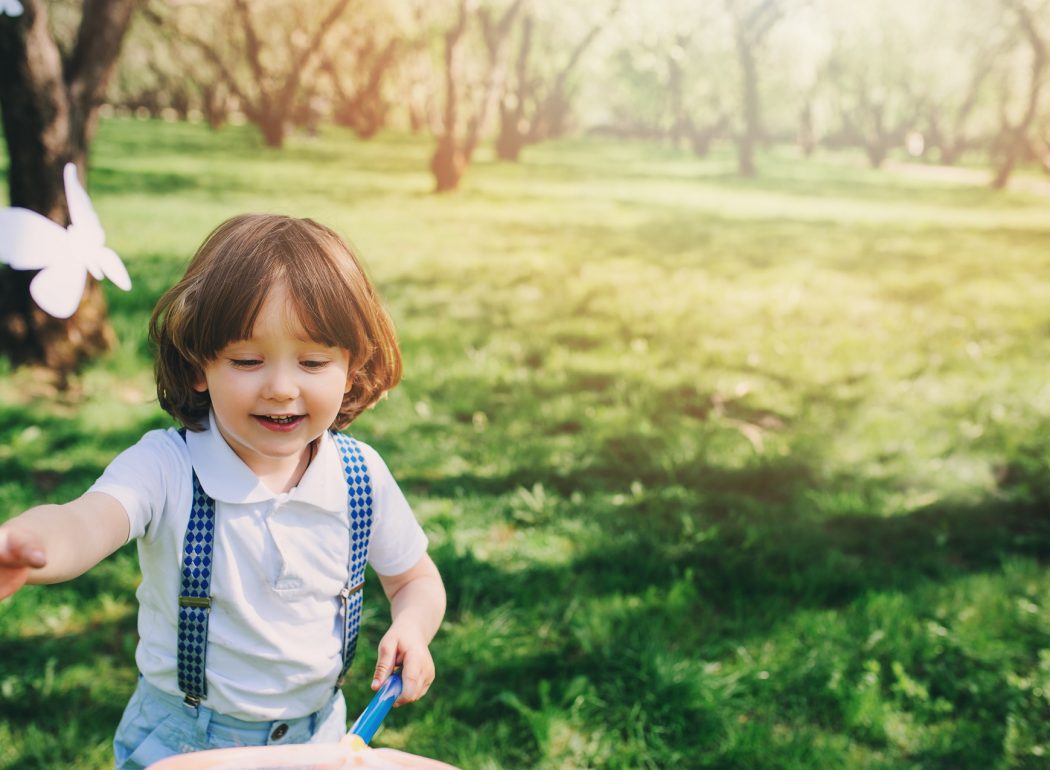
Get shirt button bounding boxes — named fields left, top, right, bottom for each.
left=270, top=723, right=288, bottom=741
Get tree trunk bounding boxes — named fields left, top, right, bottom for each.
left=737, top=42, right=759, bottom=177
left=991, top=144, right=1016, bottom=191
left=726, top=0, right=782, bottom=178
left=408, top=100, right=427, bottom=134
left=798, top=101, right=815, bottom=157
left=0, top=0, right=134, bottom=379
left=430, top=136, right=464, bottom=192
left=687, top=115, right=727, bottom=158
left=495, top=133, right=524, bottom=161
left=430, top=0, right=525, bottom=190
left=992, top=0, right=1046, bottom=189
left=495, top=14, right=530, bottom=163
left=202, top=82, right=229, bottom=129
left=864, top=140, right=889, bottom=169
left=668, top=46, right=688, bottom=150
left=495, top=104, right=525, bottom=161
left=258, top=113, right=286, bottom=148
left=940, top=144, right=964, bottom=165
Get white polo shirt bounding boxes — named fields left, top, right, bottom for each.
left=88, top=416, right=428, bottom=721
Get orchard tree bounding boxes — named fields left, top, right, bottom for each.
left=666, top=31, right=731, bottom=157
left=912, top=0, right=1007, bottom=165
left=146, top=0, right=353, bottom=148
left=495, top=1, right=618, bottom=161
left=813, top=0, right=1008, bottom=168
left=110, top=12, right=200, bottom=120
left=0, top=0, right=136, bottom=376
left=323, top=34, right=400, bottom=139
left=429, top=0, right=527, bottom=192
left=596, top=0, right=734, bottom=150
left=817, top=0, right=924, bottom=168
left=318, top=3, right=417, bottom=139
left=723, top=0, right=792, bottom=176
left=991, top=0, right=1048, bottom=188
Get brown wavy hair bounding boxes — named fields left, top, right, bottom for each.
left=150, top=213, right=402, bottom=431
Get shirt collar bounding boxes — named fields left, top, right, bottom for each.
left=185, top=413, right=346, bottom=512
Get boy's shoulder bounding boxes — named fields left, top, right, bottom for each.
left=135, top=426, right=193, bottom=456
left=327, top=432, right=398, bottom=484
left=329, top=431, right=381, bottom=461
left=108, top=427, right=193, bottom=480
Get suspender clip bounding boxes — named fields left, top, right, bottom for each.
left=179, top=596, right=212, bottom=609
left=339, top=581, right=365, bottom=599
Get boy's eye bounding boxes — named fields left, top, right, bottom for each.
left=230, top=359, right=261, bottom=368
left=302, top=360, right=329, bottom=369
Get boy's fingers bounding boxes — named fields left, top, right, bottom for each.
left=394, top=661, right=433, bottom=706
left=395, top=678, right=432, bottom=706
left=0, top=568, right=30, bottom=601
left=0, top=530, right=46, bottom=568
left=371, top=643, right=398, bottom=690
left=19, top=542, right=47, bottom=568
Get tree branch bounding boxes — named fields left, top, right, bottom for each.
left=232, top=0, right=268, bottom=90
left=142, top=3, right=254, bottom=114
left=278, top=0, right=354, bottom=111
left=66, top=0, right=138, bottom=115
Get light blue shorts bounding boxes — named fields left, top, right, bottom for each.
left=113, top=676, right=347, bottom=770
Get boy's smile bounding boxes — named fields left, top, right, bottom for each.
left=193, top=281, right=352, bottom=492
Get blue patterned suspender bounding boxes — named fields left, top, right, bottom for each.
left=176, top=429, right=216, bottom=707
left=330, top=432, right=375, bottom=688
left=174, top=430, right=374, bottom=707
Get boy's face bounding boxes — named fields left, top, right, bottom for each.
left=193, top=282, right=352, bottom=486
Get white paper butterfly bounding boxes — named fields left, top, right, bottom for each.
left=0, top=0, right=24, bottom=17
left=0, top=163, right=131, bottom=319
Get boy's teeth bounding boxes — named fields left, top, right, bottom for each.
left=266, top=415, right=297, bottom=424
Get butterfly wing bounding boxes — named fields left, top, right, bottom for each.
left=29, top=263, right=88, bottom=319
left=63, top=163, right=106, bottom=249
left=0, top=208, right=71, bottom=270
left=94, top=247, right=132, bottom=291
left=0, top=0, right=25, bottom=17
left=62, top=163, right=132, bottom=289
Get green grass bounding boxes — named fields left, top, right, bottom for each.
left=1, top=119, right=1049, bottom=769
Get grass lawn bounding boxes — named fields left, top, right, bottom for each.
left=1, top=119, right=1048, bottom=770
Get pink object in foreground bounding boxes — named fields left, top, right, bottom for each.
left=146, top=735, right=461, bottom=770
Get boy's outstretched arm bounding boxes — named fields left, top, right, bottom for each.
left=374, top=553, right=446, bottom=706
left=0, top=492, right=130, bottom=600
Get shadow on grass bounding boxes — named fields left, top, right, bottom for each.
left=434, top=483, right=1048, bottom=621
left=424, top=480, right=1047, bottom=769
left=0, top=612, right=137, bottom=723
left=0, top=552, right=139, bottom=770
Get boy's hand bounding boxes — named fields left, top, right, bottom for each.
left=0, top=526, right=47, bottom=600
left=372, top=620, right=435, bottom=706
left=374, top=553, right=445, bottom=707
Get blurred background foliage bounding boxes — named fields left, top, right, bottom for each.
left=96, top=0, right=1050, bottom=187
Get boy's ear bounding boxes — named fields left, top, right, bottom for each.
left=193, top=371, right=208, bottom=393
left=345, top=369, right=355, bottom=394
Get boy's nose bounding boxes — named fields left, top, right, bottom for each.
left=263, top=366, right=299, bottom=400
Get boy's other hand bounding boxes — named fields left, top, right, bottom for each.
left=372, top=621, right=435, bottom=706
left=0, top=526, right=47, bottom=600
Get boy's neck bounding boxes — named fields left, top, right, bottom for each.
left=256, top=441, right=315, bottom=495
left=211, top=420, right=317, bottom=495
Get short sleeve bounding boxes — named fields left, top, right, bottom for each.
left=87, top=429, right=187, bottom=543
left=358, top=444, right=428, bottom=576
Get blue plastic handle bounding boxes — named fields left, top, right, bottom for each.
left=349, top=670, right=403, bottom=744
